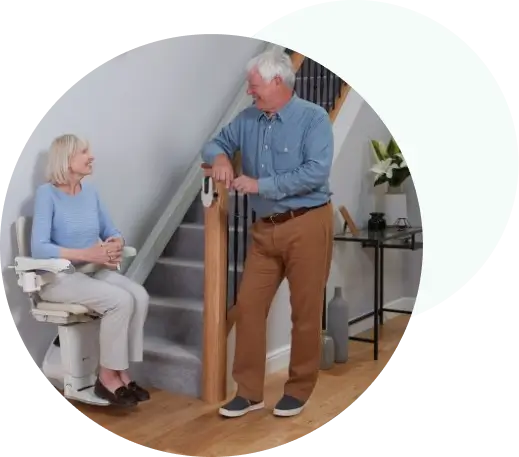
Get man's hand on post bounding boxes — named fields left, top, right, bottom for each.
left=232, top=175, right=259, bottom=195
left=211, top=154, right=234, bottom=189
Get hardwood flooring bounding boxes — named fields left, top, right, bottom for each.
left=73, top=315, right=410, bottom=456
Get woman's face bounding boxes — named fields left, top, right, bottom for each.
left=69, top=146, right=94, bottom=177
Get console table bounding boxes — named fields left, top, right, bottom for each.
left=330, top=226, right=423, bottom=361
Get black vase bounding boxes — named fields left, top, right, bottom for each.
left=368, top=212, right=387, bottom=232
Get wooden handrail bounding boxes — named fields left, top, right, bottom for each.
left=201, top=51, right=351, bottom=403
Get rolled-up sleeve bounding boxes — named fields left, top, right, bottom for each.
left=201, top=114, right=242, bottom=164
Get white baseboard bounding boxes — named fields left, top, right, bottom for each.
left=264, top=297, right=415, bottom=375
left=266, top=344, right=291, bottom=375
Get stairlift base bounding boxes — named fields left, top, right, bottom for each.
left=42, top=320, right=110, bottom=406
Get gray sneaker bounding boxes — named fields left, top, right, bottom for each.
left=219, top=396, right=265, bottom=418
left=273, top=395, right=306, bottom=417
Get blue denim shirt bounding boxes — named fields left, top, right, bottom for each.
left=201, top=94, right=333, bottom=218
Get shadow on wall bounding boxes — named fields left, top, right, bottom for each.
left=1, top=150, right=58, bottom=366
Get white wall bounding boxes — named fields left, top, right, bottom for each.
left=1, top=34, right=265, bottom=366
left=265, top=97, right=423, bottom=361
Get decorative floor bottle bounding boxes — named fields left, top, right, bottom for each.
left=320, top=330, right=335, bottom=370
left=328, top=286, right=349, bottom=363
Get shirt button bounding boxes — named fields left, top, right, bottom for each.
left=269, top=126, right=272, bottom=129
left=261, top=164, right=264, bottom=168
left=265, top=145, right=268, bottom=149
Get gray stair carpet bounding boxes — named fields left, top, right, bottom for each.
left=130, top=192, right=250, bottom=399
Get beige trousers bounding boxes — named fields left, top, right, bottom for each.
left=39, top=269, right=149, bottom=370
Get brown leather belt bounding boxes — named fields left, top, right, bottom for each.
left=261, top=201, right=329, bottom=224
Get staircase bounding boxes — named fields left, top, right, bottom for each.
left=130, top=50, right=349, bottom=400
left=131, top=194, right=248, bottom=398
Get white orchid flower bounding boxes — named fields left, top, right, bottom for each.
left=370, top=158, right=399, bottom=180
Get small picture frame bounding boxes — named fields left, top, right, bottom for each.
left=338, top=205, right=360, bottom=236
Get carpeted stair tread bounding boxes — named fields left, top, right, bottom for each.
left=156, top=256, right=244, bottom=272
left=149, top=295, right=203, bottom=311
left=179, top=222, right=245, bottom=232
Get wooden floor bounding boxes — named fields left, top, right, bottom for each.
left=73, top=316, right=410, bottom=456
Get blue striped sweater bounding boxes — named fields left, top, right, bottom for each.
left=31, top=182, right=121, bottom=259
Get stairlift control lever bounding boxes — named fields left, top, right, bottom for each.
left=201, top=176, right=216, bottom=208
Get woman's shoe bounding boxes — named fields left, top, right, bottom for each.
left=94, top=379, right=138, bottom=407
left=127, top=381, right=150, bottom=402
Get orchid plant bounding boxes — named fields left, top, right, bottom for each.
left=370, top=137, right=410, bottom=188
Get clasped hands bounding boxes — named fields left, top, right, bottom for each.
left=93, top=237, right=124, bottom=269
left=204, top=155, right=258, bottom=194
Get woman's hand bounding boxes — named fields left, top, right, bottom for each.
left=84, top=243, right=112, bottom=265
left=105, top=236, right=124, bottom=250
left=103, top=237, right=123, bottom=265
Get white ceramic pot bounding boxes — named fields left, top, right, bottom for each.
left=384, top=191, right=407, bottom=225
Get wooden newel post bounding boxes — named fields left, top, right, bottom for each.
left=202, top=173, right=229, bottom=403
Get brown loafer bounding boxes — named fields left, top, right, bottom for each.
left=94, top=379, right=137, bottom=407
left=127, top=381, right=150, bottom=402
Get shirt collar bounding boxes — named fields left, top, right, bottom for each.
left=257, top=93, right=298, bottom=123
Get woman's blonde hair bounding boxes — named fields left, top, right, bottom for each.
left=46, top=134, right=90, bottom=184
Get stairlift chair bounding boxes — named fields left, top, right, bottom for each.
left=9, top=216, right=137, bottom=406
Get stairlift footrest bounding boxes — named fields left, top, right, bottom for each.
left=64, top=386, right=110, bottom=406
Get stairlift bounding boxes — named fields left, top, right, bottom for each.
left=9, top=216, right=137, bottom=406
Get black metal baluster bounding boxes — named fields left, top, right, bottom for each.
left=226, top=208, right=230, bottom=312
left=252, top=210, right=257, bottom=223
left=306, top=59, right=311, bottom=101
left=233, top=191, right=239, bottom=307
left=313, top=60, right=318, bottom=104
left=242, top=194, right=248, bottom=264
left=319, top=64, right=325, bottom=109
left=325, top=68, right=332, bottom=112
left=332, top=73, right=337, bottom=110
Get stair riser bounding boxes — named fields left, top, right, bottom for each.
left=164, top=225, right=252, bottom=262
left=130, top=356, right=202, bottom=398
left=145, top=305, right=203, bottom=348
left=144, top=262, right=243, bottom=304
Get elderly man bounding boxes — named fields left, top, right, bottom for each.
left=201, top=49, right=334, bottom=418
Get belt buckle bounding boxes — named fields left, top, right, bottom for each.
left=269, top=213, right=279, bottom=224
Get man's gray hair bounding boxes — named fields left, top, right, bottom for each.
left=246, top=49, right=296, bottom=89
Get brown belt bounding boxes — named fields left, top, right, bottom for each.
left=261, top=201, right=329, bottom=224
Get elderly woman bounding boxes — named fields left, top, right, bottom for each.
left=31, top=134, right=150, bottom=407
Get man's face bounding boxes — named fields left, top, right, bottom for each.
left=246, top=69, right=280, bottom=112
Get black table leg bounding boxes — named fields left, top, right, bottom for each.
left=322, top=288, right=327, bottom=330
left=379, top=245, right=384, bottom=326
left=374, top=242, right=379, bottom=361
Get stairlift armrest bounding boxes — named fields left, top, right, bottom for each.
left=122, top=246, right=136, bottom=258
left=12, top=256, right=74, bottom=274
left=10, top=257, right=74, bottom=293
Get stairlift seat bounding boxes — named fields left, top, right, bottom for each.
left=36, top=301, right=90, bottom=314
